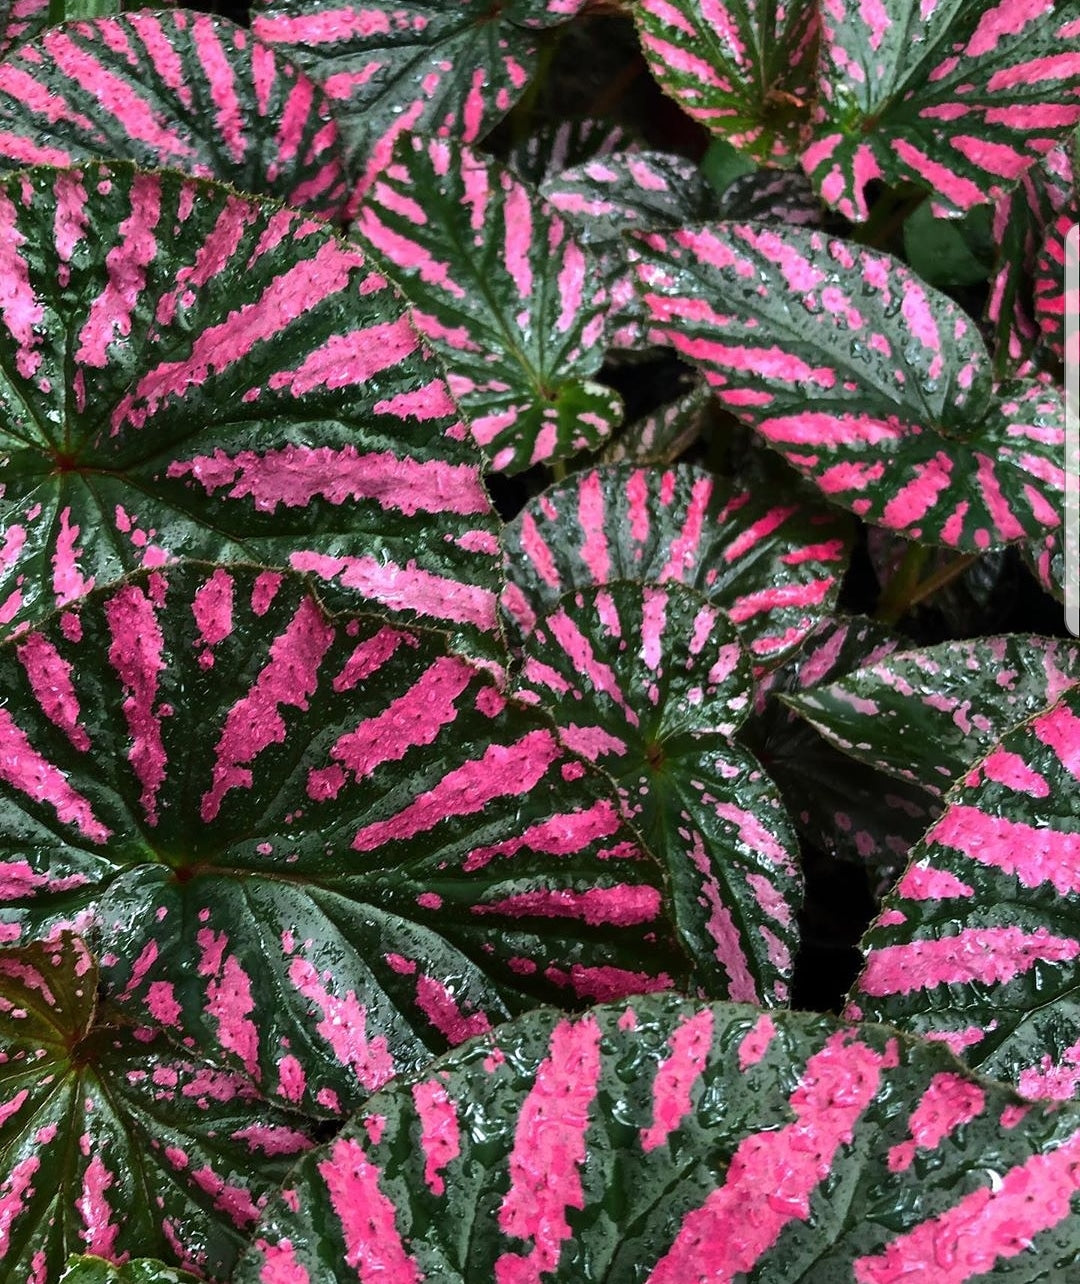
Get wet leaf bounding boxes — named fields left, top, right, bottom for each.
left=633, top=223, right=1064, bottom=552
left=515, top=580, right=801, bottom=1003
left=0, top=160, right=502, bottom=659
left=850, top=682, right=1080, bottom=1102
left=352, top=135, right=620, bottom=475
left=805, top=0, right=1080, bottom=220
left=0, top=935, right=312, bottom=1281
left=60, top=1256, right=201, bottom=1283
left=237, top=993, right=1080, bottom=1282
left=0, top=563, right=688, bottom=1117
left=502, top=461, right=852, bottom=669
left=633, top=0, right=818, bottom=162
left=0, top=12, right=349, bottom=218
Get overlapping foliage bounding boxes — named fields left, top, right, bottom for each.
left=1, top=0, right=1078, bottom=1278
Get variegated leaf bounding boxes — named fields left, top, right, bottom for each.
left=716, top=166, right=821, bottom=225
left=850, top=682, right=1080, bottom=1101
left=502, top=462, right=853, bottom=669
left=250, top=0, right=586, bottom=191
left=515, top=581, right=800, bottom=1004
left=0, top=0, right=48, bottom=56
left=0, top=935, right=313, bottom=1282
left=505, top=118, right=632, bottom=188
left=743, top=616, right=935, bottom=866
left=0, top=160, right=503, bottom=659
left=238, top=994, right=1080, bottom=1283
left=0, top=563, right=688, bottom=1118
left=540, top=150, right=718, bottom=244
left=60, top=1258, right=200, bottom=1283
left=352, top=136, right=621, bottom=474
left=600, top=371, right=712, bottom=464
left=0, top=12, right=349, bottom=218
left=633, top=223, right=1064, bottom=552
left=783, top=635, right=1080, bottom=796
left=805, top=0, right=1080, bottom=221
left=633, top=0, right=818, bottom=162
left=988, top=138, right=1075, bottom=375
left=1035, top=210, right=1073, bottom=361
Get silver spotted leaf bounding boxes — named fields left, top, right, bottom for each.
left=783, top=635, right=1080, bottom=798
left=351, top=135, right=621, bottom=475
left=501, top=461, right=853, bottom=670
left=850, top=682, right=1080, bottom=1102
left=237, top=993, right=1080, bottom=1282
left=633, top=223, right=1064, bottom=553
left=514, top=581, right=800, bottom=1004
left=0, top=12, right=349, bottom=218
left=633, top=0, right=818, bottom=163
left=0, top=563, right=689, bottom=1118
left=805, top=0, right=1080, bottom=220
left=0, top=160, right=503, bottom=661
left=250, top=0, right=586, bottom=190
left=0, top=935, right=314, bottom=1281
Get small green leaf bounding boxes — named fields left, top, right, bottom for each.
left=60, top=1255, right=201, bottom=1283
left=902, top=203, right=995, bottom=289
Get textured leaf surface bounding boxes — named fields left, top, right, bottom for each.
left=0, top=160, right=502, bottom=657
left=1035, top=211, right=1072, bottom=361
left=60, top=1256, right=201, bottom=1283
left=238, top=993, right=1080, bottom=1283
left=0, top=0, right=48, bottom=56
left=850, top=682, right=1080, bottom=1101
left=783, top=636, right=1080, bottom=798
left=352, top=136, right=620, bottom=475
left=505, top=118, right=632, bottom=188
left=0, top=935, right=312, bottom=1281
left=514, top=581, right=800, bottom=1003
left=634, top=223, right=1064, bottom=551
left=0, top=563, right=687, bottom=1117
left=540, top=150, right=718, bottom=244
left=502, top=462, right=852, bottom=668
left=744, top=617, right=935, bottom=866
left=805, top=0, right=1080, bottom=220
left=250, top=0, right=584, bottom=190
left=601, top=372, right=712, bottom=465
left=716, top=166, right=821, bottom=226
left=633, top=0, right=818, bottom=162
left=0, top=12, right=349, bottom=217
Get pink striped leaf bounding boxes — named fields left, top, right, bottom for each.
left=1035, top=210, right=1073, bottom=361
left=600, top=372, right=712, bottom=465
left=60, top=1258, right=200, bottom=1283
left=0, top=563, right=688, bottom=1117
left=540, top=151, right=718, bottom=244
left=783, top=636, right=1080, bottom=797
left=716, top=167, right=821, bottom=226
left=514, top=581, right=800, bottom=1003
left=632, top=0, right=818, bottom=162
left=743, top=617, right=935, bottom=867
left=850, top=681, right=1080, bottom=1101
left=633, top=224, right=1065, bottom=552
left=501, top=462, right=853, bottom=669
left=0, top=12, right=350, bottom=218
left=988, top=139, right=1075, bottom=375
left=0, top=160, right=502, bottom=659
left=60, top=1260, right=200, bottom=1284
left=352, top=136, right=621, bottom=474
left=0, top=934, right=314, bottom=1282
left=237, top=993, right=1080, bottom=1282
left=250, top=0, right=583, bottom=192
left=0, top=0, right=49, bottom=56
left=806, top=0, right=1080, bottom=221
left=505, top=119, right=633, bottom=188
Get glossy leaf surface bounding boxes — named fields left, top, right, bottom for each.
left=250, top=0, right=585, bottom=189
left=501, top=462, right=852, bottom=668
left=238, top=993, right=1080, bottom=1283
left=515, top=581, right=800, bottom=1003
left=0, top=12, right=349, bottom=217
left=851, top=683, right=1080, bottom=1101
left=0, top=160, right=502, bottom=657
left=1035, top=211, right=1072, bottom=361
left=352, top=136, right=620, bottom=474
left=0, top=935, right=312, bottom=1281
left=60, top=1257, right=201, bottom=1283
left=0, top=563, right=686, bottom=1117
left=744, top=616, right=935, bottom=866
left=634, top=0, right=818, bottom=162
left=806, top=0, right=1080, bottom=220
left=634, top=223, right=1064, bottom=551
left=784, top=636, right=1080, bottom=796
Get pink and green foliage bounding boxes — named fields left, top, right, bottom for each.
left=1, top=0, right=1080, bottom=1277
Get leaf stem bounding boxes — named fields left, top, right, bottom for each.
left=876, top=544, right=978, bottom=624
